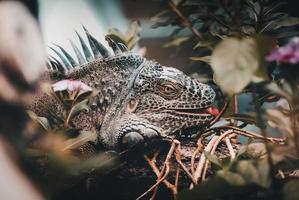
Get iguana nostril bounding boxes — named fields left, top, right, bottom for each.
left=122, top=132, right=144, bottom=148
left=204, top=90, right=210, bottom=95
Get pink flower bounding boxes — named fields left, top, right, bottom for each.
left=52, top=80, right=92, bottom=93
left=266, top=37, right=299, bottom=64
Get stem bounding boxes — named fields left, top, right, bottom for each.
left=144, top=155, right=174, bottom=192
left=193, top=136, right=220, bottom=184
left=169, top=2, right=204, bottom=41
left=221, top=126, right=285, bottom=143
left=202, top=130, right=234, bottom=180
left=252, top=90, right=276, bottom=186
left=225, top=136, right=236, bottom=159
left=137, top=140, right=178, bottom=200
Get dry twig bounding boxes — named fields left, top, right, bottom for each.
left=137, top=140, right=179, bottom=200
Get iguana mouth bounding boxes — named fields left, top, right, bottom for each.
left=170, top=106, right=219, bottom=116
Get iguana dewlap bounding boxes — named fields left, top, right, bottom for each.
left=31, top=27, right=218, bottom=150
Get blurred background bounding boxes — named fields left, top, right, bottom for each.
left=36, top=0, right=197, bottom=74
left=18, top=0, right=299, bottom=75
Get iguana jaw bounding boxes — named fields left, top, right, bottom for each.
left=168, top=105, right=219, bottom=117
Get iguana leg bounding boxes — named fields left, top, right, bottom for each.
left=118, top=121, right=161, bottom=149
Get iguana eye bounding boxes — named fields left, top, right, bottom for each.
left=161, top=84, right=176, bottom=94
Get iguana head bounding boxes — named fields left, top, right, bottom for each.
left=111, top=61, right=218, bottom=149
left=45, top=27, right=218, bottom=150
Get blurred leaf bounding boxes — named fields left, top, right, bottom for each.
left=108, top=21, right=141, bottom=50
left=247, top=143, right=267, bottom=157
left=210, top=36, right=275, bottom=95
left=266, top=82, right=292, bottom=100
left=163, top=37, right=189, bottom=48
left=255, top=158, right=271, bottom=188
left=219, top=156, right=232, bottom=170
left=272, top=17, right=299, bottom=29
left=193, top=40, right=214, bottom=49
left=269, top=139, right=297, bottom=164
left=236, top=160, right=260, bottom=186
left=217, top=170, right=247, bottom=186
left=62, top=128, right=81, bottom=138
left=171, top=0, right=182, bottom=6
left=211, top=37, right=257, bottom=95
left=276, top=31, right=299, bottom=39
left=190, top=56, right=211, bottom=63
left=283, top=180, right=299, bottom=200
left=235, top=146, right=248, bottom=158
left=63, top=131, right=97, bottom=151
left=27, top=110, right=51, bottom=131
left=267, top=108, right=293, bottom=136
left=150, top=10, right=174, bottom=28
left=241, top=25, right=256, bottom=35
left=179, top=172, right=251, bottom=200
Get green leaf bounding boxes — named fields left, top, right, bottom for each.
left=204, top=151, right=222, bottom=168
left=27, top=110, right=51, bottom=131
left=190, top=56, right=211, bottom=63
left=68, top=99, right=89, bottom=120
left=163, top=37, right=189, bottom=48
left=210, top=36, right=276, bottom=95
left=74, top=90, right=92, bottom=104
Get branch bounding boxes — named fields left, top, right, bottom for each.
left=169, top=2, right=204, bottom=41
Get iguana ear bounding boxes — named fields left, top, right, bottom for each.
left=47, top=25, right=145, bottom=75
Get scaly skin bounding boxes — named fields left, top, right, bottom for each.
left=31, top=28, right=217, bottom=150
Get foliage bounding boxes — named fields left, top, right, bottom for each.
left=149, top=0, right=299, bottom=199
left=27, top=80, right=104, bottom=169
left=107, top=21, right=141, bottom=50
left=180, top=147, right=271, bottom=200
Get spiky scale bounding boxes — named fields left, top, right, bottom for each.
left=49, top=55, right=66, bottom=72
left=69, top=40, right=86, bottom=65
left=54, top=44, right=78, bottom=67
left=49, top=46, right=72, bottom=70
left=75, top=31, right=93, bottom=62
left=82, top=26, right=110, bottom=58
left=117, top=43, right=129, bottom=52
left=105, top=36, right=122, bottom=54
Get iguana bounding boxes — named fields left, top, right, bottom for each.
left=31, top=27, right=218, bottom=151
